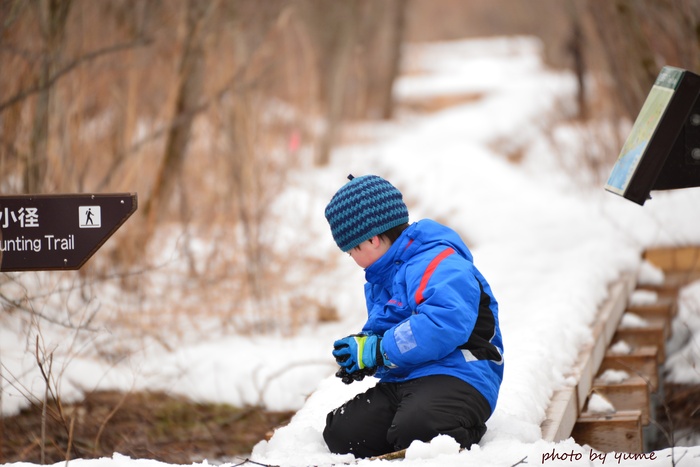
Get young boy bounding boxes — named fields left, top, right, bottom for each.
left=323, top=174, right=504, bottom=458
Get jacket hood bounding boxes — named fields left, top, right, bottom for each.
left=366, top=219, right=473, bottom=284
left=402, top=219, right=473, bottom=263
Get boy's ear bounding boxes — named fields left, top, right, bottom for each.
left=369, top=235, right=383, bottom=248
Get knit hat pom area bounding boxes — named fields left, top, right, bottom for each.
left=325, top=174, right=409, bottom=252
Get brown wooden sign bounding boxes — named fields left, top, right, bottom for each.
left=0, top=193, right=137, bottom=271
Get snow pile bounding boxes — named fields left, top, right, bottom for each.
left=587, top=393, right=616, bottom=415
left=405, top=435, right=461, bottom=460
left=665, top=280, right=700, bottom=384
left=598, top=369, right=630, bottom=384
left=637, top=260, right=665, bottom=286
left=609, top=341, right=633, bottom=355
left=629, top=289, right=660, bottom=306
left=620, top=312, right=650, bottom=328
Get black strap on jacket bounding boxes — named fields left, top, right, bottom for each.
left=458, top=281, right=502, bottom=363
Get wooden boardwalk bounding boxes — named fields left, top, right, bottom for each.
left=540, top=247, right=700, bottom=453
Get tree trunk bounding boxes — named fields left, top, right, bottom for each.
left=587, top=0, right=657, bottom=120
left=144, top=0, right=211, bottom=227
left=26, top=0, right=72, bottom=193
left=586, top=0, right=700, bottom=121
left=566, top=12, right=586, bottom=120
left=379, top=0, right=407, bottom=120
left=299, top=0, right=359, bottom=166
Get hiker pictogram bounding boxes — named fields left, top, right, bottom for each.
left=79, top=206, right=101, bottom=228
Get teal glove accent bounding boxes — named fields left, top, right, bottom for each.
left=332, top=333, right=383, bottom=374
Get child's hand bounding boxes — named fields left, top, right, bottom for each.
left=332, top=333, right=382, bottom=373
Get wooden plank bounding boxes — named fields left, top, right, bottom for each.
left=600, top=346, right=659, bottom=392
left=644, top=246, right=700, bottom=272
left=626, top=299, right=676, bottom=331
left=574, top=274, right=637, bottom=413
left=541, top=386, right=578, bottom=442
left=635, top=284, right=680, bottom=300
left=663, top=270, right=700, bottom=286
left=540, top=273, right=635, bottom=442
left=591, top=375, right=650, bottom=425
left=613, top=319, right=667, bottom=363
left=572, top=410, right=643, bottom=453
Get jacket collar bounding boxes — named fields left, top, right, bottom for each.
left=364, top=223, right=416, bottom=284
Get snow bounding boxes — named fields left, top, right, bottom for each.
left=3, top=36, right=700, bottom=467
left=586, top=393, right=616, bottom=415
left=598, top=369, right=631, bottom=385
left=620, top=312, right=650, bottom=328
left=630, top=289, right=661, bottom=306
left=636, top=261, right=665, bottom=286
left=404, top=435, right=461, bottom=460
left=609, top=340, right=634, bottom=356
left=666, top=280, right=700, bottom=384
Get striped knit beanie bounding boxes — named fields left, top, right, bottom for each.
left=325, top=174, right=409, bottom=252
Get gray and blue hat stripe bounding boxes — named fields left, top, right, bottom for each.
left=325, top=174, right=409, bottom=252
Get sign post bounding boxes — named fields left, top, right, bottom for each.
left=0, top=193, right=137, bottom=271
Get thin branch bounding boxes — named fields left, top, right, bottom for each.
left=93, top=390, right=131, bottom=454
left=36, top=336, right=49, bottom=465
left=0, top=37, right=152, bottom=113
left=0, top=292, right=100, bottom=332
left=65, top=415, right=75, bottom=462
left=98, top=4, right=291, bottom=190
left=34, top=332, right=73, bottom=455
left=230, top=458, right=280, bottom=467
left=370, top=448, right=406, bottom=460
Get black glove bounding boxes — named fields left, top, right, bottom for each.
left=335, top=366, right=377, bottom=384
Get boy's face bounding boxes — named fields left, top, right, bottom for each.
left=348, top=235, right=390, bottom=269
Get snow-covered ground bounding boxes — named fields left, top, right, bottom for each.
left=3, top=36, right=700, bottom=467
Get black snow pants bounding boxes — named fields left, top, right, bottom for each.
left=323, top=375, right=491, bottom=458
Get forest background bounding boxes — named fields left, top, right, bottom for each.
left=1, top=0, right=700, bottom=463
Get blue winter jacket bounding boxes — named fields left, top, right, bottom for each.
left=362, top=219, right=504, bottom=412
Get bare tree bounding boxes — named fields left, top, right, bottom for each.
left=565, top=3, right=587, bottom=120
left=143, top=0, right=215, bottom=230
left=363, top=0, right=408, bottom=120
left=587, top=0, right=658, bottom=120
left=585, top=0, right=700, bottom=120
left=381, top=0, right=407, bottom=120
left=25, top=0, right=72, bottom=193
left=298, top=0, right=360, bottom=166
left=0, top=0, right=440, bottom=338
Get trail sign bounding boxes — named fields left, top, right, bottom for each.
left=605, top=66, right=700, bottom=205
left=0, top=193, right=137, bottom=271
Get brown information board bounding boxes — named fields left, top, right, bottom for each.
left=0, top=193, right=137, bottom=271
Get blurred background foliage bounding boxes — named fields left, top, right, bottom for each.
left=1, top=0, right=700, bottom=338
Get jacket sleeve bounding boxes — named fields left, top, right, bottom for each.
left=381, top=247, right=481, bottom=367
